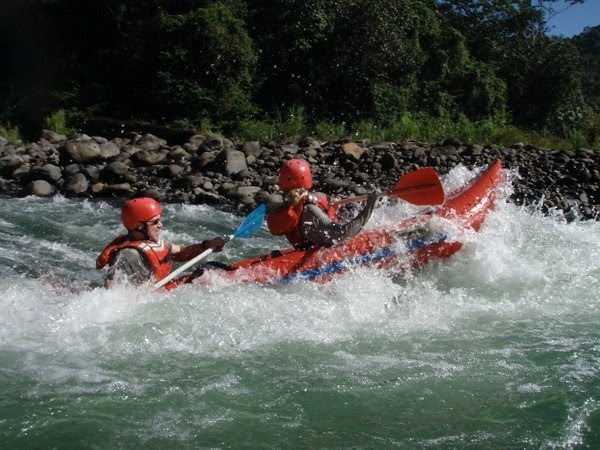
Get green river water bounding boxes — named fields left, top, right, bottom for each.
left=0, top=166, right=598, bottom=449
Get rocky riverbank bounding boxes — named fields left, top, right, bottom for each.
left=0, top=130, right=598, bottom=220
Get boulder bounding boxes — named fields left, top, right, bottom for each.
left=66, top=172, right=89, bottom=195
left=27, top=179, right=55, bottom=197
left=64, top=139, right=101, bottom=163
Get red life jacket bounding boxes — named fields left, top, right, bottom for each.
left=96, top=234, right=172, bottom=283
left=267, top=194, right=337, bottom=248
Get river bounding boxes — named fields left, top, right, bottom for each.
left=1, top=165, right=599, bottom=449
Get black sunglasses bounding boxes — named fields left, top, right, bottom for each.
left=146, top=217, right=162, bottom=226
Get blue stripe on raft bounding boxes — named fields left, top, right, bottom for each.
left=278, top=232, right=448, bottom=284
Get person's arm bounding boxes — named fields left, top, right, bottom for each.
left=170, top=237, right=227, bottom=262
left=105, top=248, right=152, bottom=287
left=300, top=192, right=380, bottom=246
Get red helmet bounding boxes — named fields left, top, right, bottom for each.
left=279, top=159, right=313, bottom=191
left=121, top=197, right=161, bottom=230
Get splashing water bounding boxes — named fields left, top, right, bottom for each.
left=0, top=165, right=599, bottom=448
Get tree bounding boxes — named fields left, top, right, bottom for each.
left=439, top=0, right=586, bottom=129
left=246, top=0, right=505, bottom=124
left=151, top=1, right=257, bottom=124
left=573, top=25, right=600, bottom=107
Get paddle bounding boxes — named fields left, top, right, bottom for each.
left=153, top=203, right=266, bottom=289
left=332, top=167, right=445, bottom=208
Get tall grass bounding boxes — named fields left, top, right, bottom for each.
left=44, top=109, right=77, bottom=137
left=3, top=108, right=599, bottom=151
left=0, top=122, right=20, bottom=141
left=228, top=110, right=598, bottom=151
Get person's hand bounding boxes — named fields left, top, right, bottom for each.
left=204, top=236, right=227, bottom=253
left=364, top=190, right=381, bottom=214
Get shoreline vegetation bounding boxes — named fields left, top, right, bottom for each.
left=1, top=122, right=598, bottom=222
left=3, top=108, right=598, bottom=153
left=1, top=2, right=599, bottom=223
left=2, top=3, right=599, bottom=155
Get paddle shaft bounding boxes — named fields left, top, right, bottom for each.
left=152, top=203, right=266, bottom=290
left=333, top=182, right=441, bottom=207
left=153, top=234, right=232, bottom=289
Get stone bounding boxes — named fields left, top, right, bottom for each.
left=64, top=139, right=101, bottom=163
left=66, top=172, right=89, bottom=195
left=341, top=142, right=364, bottom=160
left=27, top=179, right=55, bottom=197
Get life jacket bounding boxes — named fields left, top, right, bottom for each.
left=96, top=234, right=175, bottom=287
left=267, top=194, right=337, bottom=248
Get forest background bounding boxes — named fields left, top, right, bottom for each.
left=1, top=0, right=599, bottom=150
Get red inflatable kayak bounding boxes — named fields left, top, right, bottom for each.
left=203, top=160, right=504, bottom=285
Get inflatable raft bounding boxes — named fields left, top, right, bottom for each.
left=203, top=160, right=504, bottom=285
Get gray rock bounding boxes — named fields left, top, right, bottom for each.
left=0, top=155, right=24, bottom=174
left=242, top=141, right=263, bottom=158
left=12, top=163, right=31, bottom=178
left=341, top=142, right=364, bottom=160
left=168, top=147, right=191, bottom=161
left=66, top=172, right=89, bottom=195
left=188, top=134, right=206, bottom=148
left=101, top=161, right=129, bottom=181
left=234, top=185, right=262, bottom=205
left=281, top=143, right=300, bottom=154
left=131, top=149, right=168, bottom=166
left=27, top=179, right=55, bottom=197
left=138, top=133, right=167, bottom=151
left=104, top=183, right=133, bottom=194
left=38, top=164, right=63, bottom=182
left=41, top=129, right=67, bottom=144
left=99, top=141, right=121, bottom=159
left=214, top=148, right=248, bottom=176
left=64, top=163, right=81, bottom=176
left=162, top=164, right=184, bottom=177
left=200, top=135, right=234, bottom=152
left=64, top=139, right=101, bottom=163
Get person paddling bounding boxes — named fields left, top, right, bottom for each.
left=267, top=159, right=379, bottom=249
left=96, top=196, right=226, bottom=289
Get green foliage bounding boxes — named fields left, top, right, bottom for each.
left=1, top=0, right=597, bottom=150
left=246, top=0, right=435, bottom=123
left=153, top=1, right=258, bottom=124
left=314, top=122, right=348, bottom=142
left=0, top=122, right=20, bottom=141
left=352, top=121, right=386, bottom=142
left=43, top=109, right=76, bottom=137
left=231, top=106, right=308, bottom=142
left=232, top=119, right=277, bottom=143
left=579, top=105, right=600, bottom=147
left=439, top=0, right=586, bottom=133
left=572, top=25, right=600, bottom=108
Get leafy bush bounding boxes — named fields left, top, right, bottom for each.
left=232, top=119, right=277, bottom=143
left=314, top=122, right=347, bottom=142
left=0, top=122, right=20, bottom=141
left=43, top=109, right=76, bottom=137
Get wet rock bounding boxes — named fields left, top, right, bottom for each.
left=41, top=129, right=67, bottom=145
left=0, top=129, right=597, bottom=220
left=101, top=161, right=129, bottom=181
left=0, top=154, right=25, bottom=175
left=214, top=148, right=248, bottom=176
left=136, top=133, right=167, bottom=151
left=37, top=164, right=62, bottom=183
left=27, top=179, right=55, bottom=197
left=99, top=141, right=121, bottom=160
left=131, top=149, right=168, bottom=166
left=341, top=142, right=364, bottom=160
left=242, top=141, right=263, bottom=158
left=66, top=172, right=89, bottom=195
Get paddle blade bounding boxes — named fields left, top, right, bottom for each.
left=233, top=203, right=266, bottom=239
left=390, top=167, right=445, bottom=205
